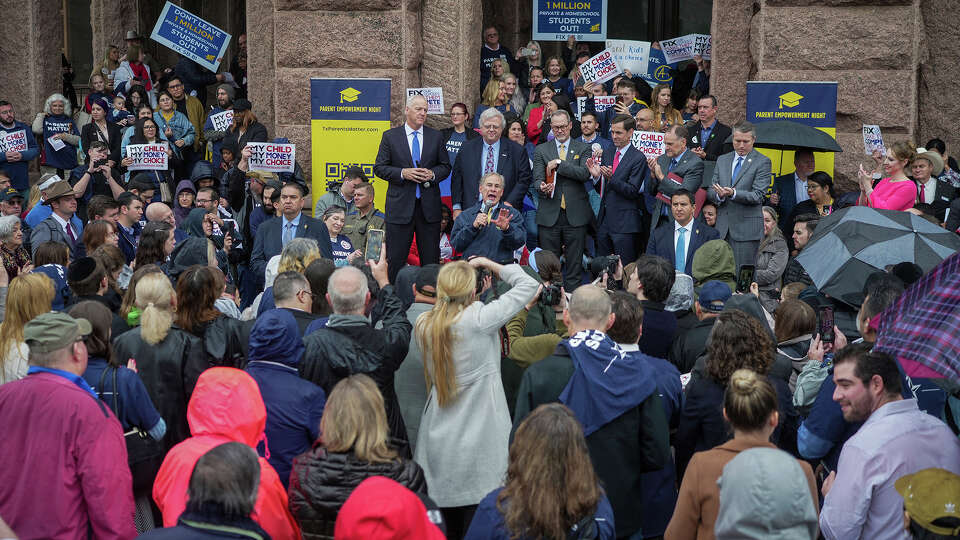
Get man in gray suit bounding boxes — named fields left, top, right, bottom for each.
left=534, top=110, right=592, bottom=292
left=647, top=124, right=704, bottom=232
left=707, top=121, right=771, bottom=271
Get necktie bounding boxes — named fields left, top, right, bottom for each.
left=484, top=144, right=495, bottom=174
left=411, top=131, right=422, bottom=199
left=675, top=226, right=687, bottom=272
left=669, top=158, right=678, bottom=172
left=558, top=143, right=567, bottom=209
left=65, top=222, right=76, bottom=244
left=733, top=156, right=743, bottom=180
left=282, top=223, right=294, bottom=246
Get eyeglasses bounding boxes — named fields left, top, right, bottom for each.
left=168, top=83, right=183, bottom=89
left=552, top=124, right=570, bottom=130
left=196, top=198, right=212, bottom=204
left=143, top=125, right=156, bottom=130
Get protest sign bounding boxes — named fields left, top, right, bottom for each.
left=660, top=35, right=695, bottom=64
left=605, top=39, right=650, bottom=75
left=631, top=131, right=665, bottom=159
left=247, top=142, right=296, bottom=173
left=48, top=136, right=66, bottom=152
left=643, top=47, right=673, bottom=86
left=209, top=110, right=234, bottom=132
left=150, top=1, right=231, bottom=72
left=576, top=95, right=617, bottom=120
left=578, top=49, right=621, bottom=85
left=692, top=34, right=711, bottom=60
left=406, top=87, right=444, bottom=115
left=862, top=125, right=884, bottom=156
left=533, top=0, right=606, bottom=42
left=0, top=130, right=29, bottom=154
left=126, top=143, right=169, bottom=171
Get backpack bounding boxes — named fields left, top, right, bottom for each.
left=793, top=358, right=831, bottom=416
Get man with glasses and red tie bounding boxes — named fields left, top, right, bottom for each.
left=374, top=95, right=451, bottom=283
left=30, top=177, right=84, bottom=260
left=533, top=109, right=591, bottom=292
left=586, top=113, right=649, bottom=265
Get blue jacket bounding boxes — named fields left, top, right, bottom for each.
left=245, top=309, right=326, bottom=489
left=450, top=201, right=525, bottom=263
left=464, top=486, right=616, bottom=540
left=152, top=111, right=195, bottom=159
left=82, top=357, right=164, bottom=437
left=250, top=214, right=333, bottom=285
left=0, top=121, right=40, bottom=190
left=117, top=221, right=141, bottom=264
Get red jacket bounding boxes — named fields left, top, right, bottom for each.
left=0, top=371, right=136, bottom=539
left=152, top=367, right=300, bottom=539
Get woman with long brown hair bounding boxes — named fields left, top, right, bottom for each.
left=0, top=273, right=54, bottom=384
left=650, top=83, right=683, bottom=132
left=223, top=99, right=268, bottom=155
left=289, top=374, right=426, bottom=539
left=82, top=219, right=119, bottom=254
left=464, top=403, right=615, bottom=539
left=175, top=265, right=251, bottom=368
left=413, top=257, right=538, bottom=537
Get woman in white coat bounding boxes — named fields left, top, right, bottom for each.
left=414, top=257, right=538, bottom=538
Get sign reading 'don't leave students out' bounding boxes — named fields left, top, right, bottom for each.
left=406, top=87, right=444, bottom=115
left=631, top=131, right=665, bottom=159
left=246, top=142, right=296, bottom=173
left=150, top=1, right=231, bottom=72
left=126, top=143, right=169, bottom=171
left=578, top=49, right=621, bottom=85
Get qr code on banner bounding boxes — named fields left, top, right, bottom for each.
left=324, top=162, right=375, bottom=179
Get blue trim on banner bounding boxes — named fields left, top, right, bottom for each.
left=310, top=78, right=392, bottom=122
left=746, top=81, right=838, bottom=127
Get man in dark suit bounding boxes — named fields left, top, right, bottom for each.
left=647, top=124, right=704, bottom=232
left=687, top=95, right=732, bottom=162
left=534, top=110, right=592, bottom=292
left=707, top=121, right=772, bottom=271
left=451, top=108, right=531, bottom=216
left=250, top=182, right=333, bottom=282
left=647, top=189, right=720, bottom=275
left=769, top=149, right=815, bottom=246
left=585, top=113, right=648, bottom=264
left=373, top=95, right=452, bottom=283
left=914, top=147, right=957, bottom=222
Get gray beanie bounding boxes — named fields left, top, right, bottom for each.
left=217, top=83, right=236, bottom=101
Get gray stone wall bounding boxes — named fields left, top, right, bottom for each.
left=0, top=1, right=64, bottom=119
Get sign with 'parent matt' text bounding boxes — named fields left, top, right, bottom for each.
left=126, top=143, right=169, bottom=171
left=406, top=87, right=444, bottom=115
left=150, top=1, right=231, bottom=72
left=533, top=0, right=606, bottom=42
left=247, top=142, right=296, bottom=173
left=631, top=131, right=665, bottom=159
left=209, top=110, right=234, bottom=132
left=578, top=49, right=621, bottom=85
left=0, top=130, right=28, bottom=153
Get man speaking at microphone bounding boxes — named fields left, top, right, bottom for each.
left=450, top=172, right=525, bottom=263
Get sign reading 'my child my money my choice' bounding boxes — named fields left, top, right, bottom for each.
left=150, top=1, right=231, bottom=72
left=533, top=0, right=606, bottom=42
left=746, top=81, right=838, bottom=176
left=311, top=79, right=392, bottom=214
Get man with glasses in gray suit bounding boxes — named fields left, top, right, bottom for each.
left=706, top=121, right=771, bottom=271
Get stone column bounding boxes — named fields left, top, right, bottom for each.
left=0, top=0, right=64, bottom=117
left=90, top=0, right=139, bottom=71
left=918, top=0, right=959, bottom=157
left=422, top=0, right=483, bottom=129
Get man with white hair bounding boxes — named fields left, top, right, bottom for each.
left=299, top=254, right=414, bottom=447
left=374, top=95, right=451, bottom=283
left=450, top=107, right=531, bottom=218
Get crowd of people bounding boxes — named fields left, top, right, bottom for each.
left=1, top=24, right=960, bottom=540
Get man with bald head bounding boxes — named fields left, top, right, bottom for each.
left=145, top=201, right=188, bottom=245
left=299, top=253, right=414, bottom=447
left=513, top=284, right=670, bottom=540
left=374, top=94, right=451, bottom=282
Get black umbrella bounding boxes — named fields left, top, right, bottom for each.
left=725, top=120, right=843, bottom=175
left=794, top=206, right=960, bottom=307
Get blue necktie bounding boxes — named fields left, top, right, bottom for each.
left=733, top=156, right=743, bottom=180
left=675, top=226, right=687, bottom=272
left=411, top=131, right=422, bottom=199
left=668, top=158, right=678, bottom=172
left=282, top=222, right=294, bottom=247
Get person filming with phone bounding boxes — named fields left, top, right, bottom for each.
left=450, top=172, right=525, bottom=264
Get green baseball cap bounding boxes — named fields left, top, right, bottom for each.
left=23, top=312, right=92, bottom=354
left=896, top=468, right=960, bottom=536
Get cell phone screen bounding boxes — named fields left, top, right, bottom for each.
left=736, top=265, right=755, bottom=293
left=818, top=306, right=835, bottom=344
left=365, top=228, right=384, bottom=261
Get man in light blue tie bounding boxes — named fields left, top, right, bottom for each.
left=707, top=121, right=771, bottom=272
left=646, top=189, right=719, bottom=275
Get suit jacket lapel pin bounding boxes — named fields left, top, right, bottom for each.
left=574, top=154, right=580, bottom=159
left=696, top=229, right=699, bottom=234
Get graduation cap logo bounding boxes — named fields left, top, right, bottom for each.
left=340, top=87, right=361, bottom=103
left=778, top=91, right=803, bottom=109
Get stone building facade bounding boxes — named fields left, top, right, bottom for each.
left=0, top=0, right=956, bottom=191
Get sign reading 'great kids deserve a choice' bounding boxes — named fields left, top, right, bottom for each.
left=533, top=0, right=606, bottom=42
left=150, top=1, right=231, bottom=72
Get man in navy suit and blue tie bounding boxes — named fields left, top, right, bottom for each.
left=586, top=113, right=649, bottom=264
left=374, top=95, right=452, bottom=282
left=250, top=182, right=333, bottom=283
left=646, top=189, right=720, bottom=275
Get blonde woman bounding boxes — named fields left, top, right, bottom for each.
left=246, top=237, right=322, bottom=318
left=289, top=374, right=427, bottom=538
left=650, top=83, right=683, bottom=132
left=474, top=79, right=513, bottom=129
left=0, top=273, right=54, bottom=384
left=414, top=257, right=538, bottom=537
left=113, top=271, right=207, bottom=451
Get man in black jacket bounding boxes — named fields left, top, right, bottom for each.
left=513, top=284, right=670, bottom=539
left=687, top=95, right=732, bottom=162
left=668, top=280, right=731, bottom=373
left=300, top=256, right=413, bottom=448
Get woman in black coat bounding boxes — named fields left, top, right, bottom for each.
left=80, top=96, right=123, bottom=165
left=289, top=374, right=427, bottom=540
left=222, top=100, right=268, bottom=152
left=173, top=264, right=252, bottom=370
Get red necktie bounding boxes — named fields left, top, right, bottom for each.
left=612, top=149, right=621, bottom=173
left=65, top=223, right=76, bottom=243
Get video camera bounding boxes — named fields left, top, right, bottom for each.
left=540, top=282, right=562, bottom=307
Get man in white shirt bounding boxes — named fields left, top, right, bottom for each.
left=770, top=149, right=815, bottom=242
left=646, top=189, right=719, bottom=275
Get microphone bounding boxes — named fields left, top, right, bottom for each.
left=481, top=199, right=493, bottom=214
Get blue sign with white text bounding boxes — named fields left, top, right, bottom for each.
left=533, top=0, right=606, bottom=42
left=150, top=1, right=231, bottom=72
left=642, top=47, right=673, bottom=86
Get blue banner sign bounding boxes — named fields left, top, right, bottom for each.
left=150, top=1, right=231, bottom=72
left=533, top=0, right=606, bottom=42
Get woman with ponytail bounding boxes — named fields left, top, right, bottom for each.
left=665, top=369, right=818, bottom=540
left=113, top=269, right=208, bottom=452
left=413, top=256, right=538, bottom=538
